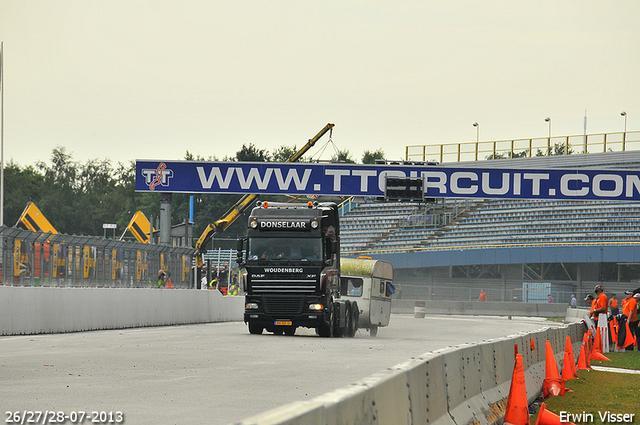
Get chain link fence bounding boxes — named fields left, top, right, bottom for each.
left=0, top=226, right=195, bottom=288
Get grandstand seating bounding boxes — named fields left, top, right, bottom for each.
left=340, top=198, right=640, bottom=254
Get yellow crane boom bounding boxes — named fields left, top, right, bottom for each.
left=194, top=123, right=335, bottom=266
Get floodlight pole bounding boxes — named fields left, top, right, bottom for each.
left=1, top=41, right=4, bottom=226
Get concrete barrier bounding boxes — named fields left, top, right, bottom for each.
left=234, top=322, right=586, bottom=425
left=0, top=287, right=244, bottom=335
left=564, top=307, right=589, bottom=323
left=392, top=299, right=569, bottom=318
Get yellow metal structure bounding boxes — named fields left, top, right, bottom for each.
left=17, top=202, right=58, bottom=234
left=127, top=211, right=154, bottom=243
left=194, top=123, right=335, bottom=266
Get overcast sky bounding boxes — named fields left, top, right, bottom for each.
left=1, top=1, right=639, bottom=167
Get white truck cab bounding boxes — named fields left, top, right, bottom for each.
left=341, top=257, right=394, bottom=337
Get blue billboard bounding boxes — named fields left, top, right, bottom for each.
left=135, top=160, right=640, bottom=201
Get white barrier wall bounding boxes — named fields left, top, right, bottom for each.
left=234, top=323, right=585, bottom=425
left=0, top=287, right=244, bottom=335
left=392, top=299, right=569, bottom=318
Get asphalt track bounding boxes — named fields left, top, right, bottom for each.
left=0, top=315, right=563, bottom=425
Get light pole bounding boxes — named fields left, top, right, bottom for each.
left=621, top=111, right=627, bottom=147
left=545, top=117, right=551, bottom=138
left=545, top=117, right=551, bottom=155
left=473, top=122, right=479, bottom=160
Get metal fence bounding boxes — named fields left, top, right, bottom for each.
left=0, top=226, right=195, bottom=288
left=393, top=278, right=634, bottom=308
left=406, top=130, right=640, bottom=163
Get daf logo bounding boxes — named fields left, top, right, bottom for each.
left=142, top=163, right=174, bottom=190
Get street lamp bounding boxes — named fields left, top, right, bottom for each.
left=473, top=122, right=479, bottom=160
left=621, top=112, right=627, bottom=146
left=545, top=117, right=551, bottom=138
left=544, top=117, right=552, bottom=155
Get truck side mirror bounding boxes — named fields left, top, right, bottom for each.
left=236, top=238, right=246, bottom=267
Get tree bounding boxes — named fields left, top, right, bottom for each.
left=362, top=149, right=385, bottom=164
left=331, top=149, right=356, bottom=163
left=272, top=145, right=298, bottom=162
left=536, top=142, right=574, bottom=157
left=3, top=161, right=45, bottom=226
left=235, top=143, right=271, bottom=162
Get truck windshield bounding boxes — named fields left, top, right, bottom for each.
left=248, top=237, right=323, bottom=262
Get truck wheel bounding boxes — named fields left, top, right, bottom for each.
left=318, top=304, right=334, bottom=337
left=333, top=302, right=344, bottom=337
left=351, top=302, right=359, bottom=335
left=284, top=326, right=296, bottom=336
left=345, top=302, right=355, bottom=338
left=248, top=323, right=263, bottom=335
left=369, top=325, right=378, bottom=337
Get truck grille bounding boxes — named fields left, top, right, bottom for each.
left=251, top=278, right=317, bottom=294
left=263, top=296, right=304, bottom=315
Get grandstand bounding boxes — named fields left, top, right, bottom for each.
left=341, top=198, right=640, bottom=253
left=339, top=150, right=640, bottom=303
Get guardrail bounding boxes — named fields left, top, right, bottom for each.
left=235, top=321, right=585, bottom=425
left=406, top=130, right=640, bottom=163
left=0, top=226, right=195, bottom=288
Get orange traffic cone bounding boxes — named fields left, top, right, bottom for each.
left=542, top=340, right=565, bottom=397
left=590, top=329, right=610, bottom=361
left=535, top=402, right=576, bottom=425
left=504, top=354, right=530, bottom=425
left=582, top=334, right=592, bottom=369
left=577, top=343, right=590, bottom=370
left=561, top=336, right=578, bottom=380
left=592, top=326, right=603, bottom=353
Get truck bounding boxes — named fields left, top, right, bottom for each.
left=341, top=257, right=394, bottom=337
left=236, top=200, right=359, bottom=337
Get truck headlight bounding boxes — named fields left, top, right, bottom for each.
left=246, top=303, right=259, bottom=310
left=308, top=303, right=323, bottom=311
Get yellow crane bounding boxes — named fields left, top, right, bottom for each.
left=194, top=123, right=334, bottom=266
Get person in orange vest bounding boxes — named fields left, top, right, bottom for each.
left=622, top=292, right=638, bottom=350
left=478, top=290, right=487, bottom=301
left=585, top=293, right=595, bottom=315
left=609, top=294, right=619, bottom=316
left=621, top=291, right=638, bottom=350
left=590, top=285, right=608, bottom=322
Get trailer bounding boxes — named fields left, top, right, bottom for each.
left=341, top=257, right=394, bottom=337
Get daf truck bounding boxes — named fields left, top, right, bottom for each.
left=237, top=200, right=358, bottom=337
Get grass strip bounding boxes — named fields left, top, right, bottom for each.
left=530, top=351, right=640, bottom=424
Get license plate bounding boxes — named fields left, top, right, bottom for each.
left=275, top=320, right=292, bottom=326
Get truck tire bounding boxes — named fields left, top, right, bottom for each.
left=369, top=325, right=378, bottom=337
left=318, top=304, right=334, bottom=337
left=248, top=323, right=263, bottom=335
left=351, top=302, right=359, bottom=335
left=333, top=302, right=344, bottom=337
left=345, top=301, right=354, bottom=338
